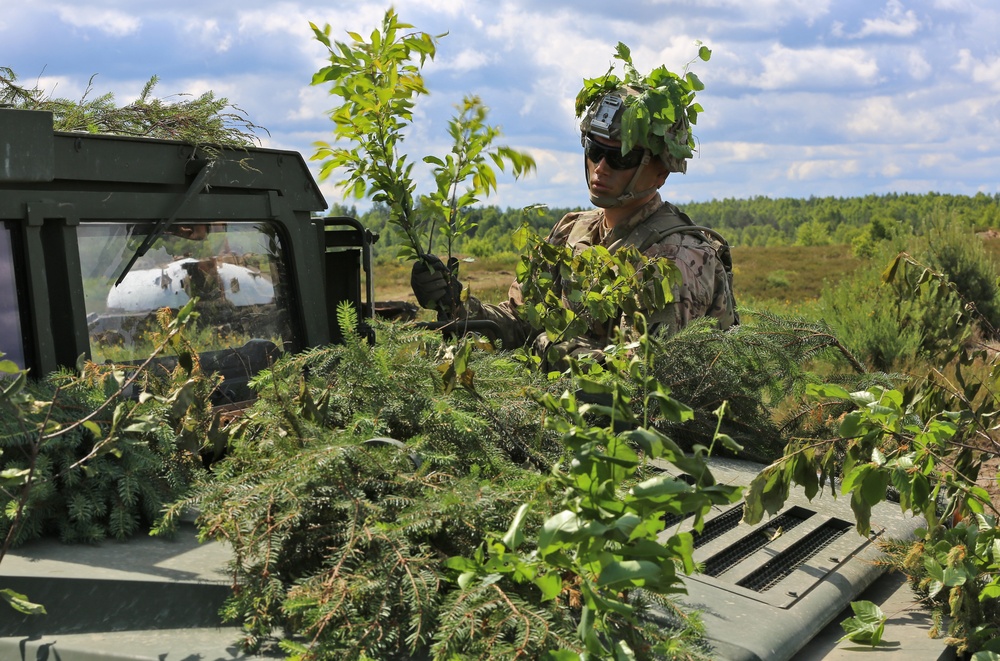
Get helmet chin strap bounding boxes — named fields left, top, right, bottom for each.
left=586, top=150, right=659, bottom=209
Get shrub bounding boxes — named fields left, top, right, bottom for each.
left=820, top=238, right=967, bottom=371
left=0, top=374, right=202, bottom=545
left=157, top=312, right=578, bottom=657
left=915, top=211, right=1000, bottom=336
left=463, top=235, right=509, bottom=258
left=819, top=263, right=925, bottom=372
left=765, top=269, right=791, bottom=289
left=0, top=307, right=209, bottom=546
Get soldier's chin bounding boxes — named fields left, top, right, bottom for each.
left=589, top=191, right=620, bottom=208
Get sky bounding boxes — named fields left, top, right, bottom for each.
left=4, top=0, right=1000, bottom=212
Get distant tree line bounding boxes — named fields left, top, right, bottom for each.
left=683, top=191, right=1000, bottom=251
left=327, top=202, right=578, bottom=262
left=331, top=191, right=1000, bottom=260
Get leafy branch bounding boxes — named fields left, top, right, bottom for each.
left=448, top=331, right=742, bottom=659
left=310, top=9, right=534, bottom=262
left=743, top=362, right=1000, bottom=655
left=424, top=95, right=535, bottom=258
left=512, top=225, right=680, bottom=366
left=575, top=41, right=711, bottom=162
left=0, top=299, right=205, bottom=616
left=1, top=67, right=265, bottom=150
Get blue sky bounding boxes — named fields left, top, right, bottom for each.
left=4, top=0, right=999, bottom=212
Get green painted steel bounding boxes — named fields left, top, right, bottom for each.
left=0, top=109, right=371, bottom=395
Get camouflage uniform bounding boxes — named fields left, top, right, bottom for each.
left=460, top=193, right=736, bottom=357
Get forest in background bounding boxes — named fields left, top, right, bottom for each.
left=331, top=191, right=1000, bottom=263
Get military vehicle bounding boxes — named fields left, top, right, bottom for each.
left=0, top=109, right=948, bottom=660
left=0, top=107, right=374, bottom=404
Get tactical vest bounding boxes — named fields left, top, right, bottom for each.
left=615, top=202, right=739, bottom=326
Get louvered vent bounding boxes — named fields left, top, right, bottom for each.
left=702, top=506, right=814, bottom=577
left=736, top=519, right=851, bottom=592
left=692, top=503, right=744, bottom=549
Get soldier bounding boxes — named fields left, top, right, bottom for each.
left=411, top=84, right=737, bottom=362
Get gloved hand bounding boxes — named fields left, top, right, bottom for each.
left=411, top=254, right=463, bottom=315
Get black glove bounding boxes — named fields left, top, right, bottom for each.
left=411, top=255, right=462, bottom=315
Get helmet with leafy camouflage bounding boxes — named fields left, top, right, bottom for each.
left=575, top=41, right=709, bottom=208
left=578, top=84, right=694, bottom=209
left=579, top=85, right=690, bottom=175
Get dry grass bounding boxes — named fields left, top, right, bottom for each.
left=372, top=254, right=521, bottom=307
left=372, top=245, right=864, bottom=313
left=731, top=244, right=861, bottom=306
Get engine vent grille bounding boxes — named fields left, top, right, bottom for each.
left=736, top=519, right=852, bottom=592
left=702, top=506, right=814, bottom=577
left=692, top=503, right=744, bottom=549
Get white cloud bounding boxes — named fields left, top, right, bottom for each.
left=288, top=85, right=332, bottom=122
left=881, top=162, right=902, bottom=177
left=931, top=0, right=969, bottom=9
left=31, top=76, right=88, bottom=102
left=390, top=0, right=475, bottom=17
left=787, top=159, right=860, bottom=181
left=919, top=153, right=947, bottom=168
left=538, top=148, right=580, bottom=187
left=852, top=0, right=921, bottom=38
left=7, top=0, right=1000, bottom=207
left=433, top=48, right=493, bottom=73
left=955, top=49, right=1000, bottom=91
left=184, top=18, right=233, bottom=53
left=709, top=142, right=768, bottom=162
left=736, top=44, right=879, bottom=90
left=55, top=5, right=140, bottom=37
left=906, top=49, right=932, bottom=80
left=650, top=0, right=832, bottom=27
left=237, top=3, right=315, bottom=35
left=843, top=96, right=943, bottom=141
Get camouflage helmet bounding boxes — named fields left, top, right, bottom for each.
left=579, top=85, right=689, bottom=174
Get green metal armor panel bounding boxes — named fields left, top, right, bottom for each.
left=0, top=109, right=371, bottom=402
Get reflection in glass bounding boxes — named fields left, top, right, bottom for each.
left=77, top=222, right=293, bottom=371
left=0, top=225, right=25, bottom=369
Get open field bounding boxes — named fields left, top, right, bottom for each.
left=373, top=238, right=1000, bottom=316
left=372, top=245, right=865, bottom=311
left=372, top=254, right=520, bottom=307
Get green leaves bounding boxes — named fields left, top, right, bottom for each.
left=0, top=589, right=46, bottom=616
left=839, top=600, right=886, bottom=646
left=516, top=231, right=680, bottom=354
left=310, top=9, right=439, bottom=253
left=502, top=502, right=531, bottom=550
left=422, top=96, right=535, bottom=257
left=449, top=332, right=741, bottom=658
left=743, top=371, right=1000, bottom=656
left=0, top=467, right=31, bottom=487
left=576, top=40, right=710, bottom=163
left=596, top=559, right=665, bottom=589
left=310, top=10, right=533, bottom=262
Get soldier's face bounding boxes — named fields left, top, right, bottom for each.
left=586, top=135, right=666, bottom=202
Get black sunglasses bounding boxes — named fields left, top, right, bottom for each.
left=583, top=134, right=646, bottom=170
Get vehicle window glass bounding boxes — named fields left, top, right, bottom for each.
left=78, top=222, right=293, bottom=368
left=0, top=224, right=26, bottom=369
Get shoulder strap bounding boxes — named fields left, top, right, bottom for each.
left=631, top=202, right=740, bottom=326
left=628, top=202, right=731, bottom=253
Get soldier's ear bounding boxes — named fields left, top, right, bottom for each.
left=654, top=164, right=670, bottom=188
